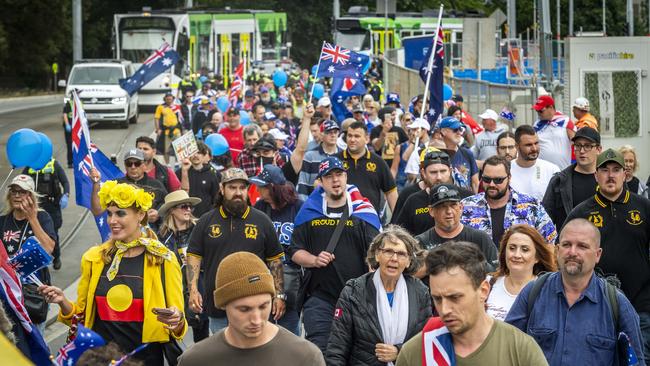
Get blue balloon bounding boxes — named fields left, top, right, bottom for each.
left=199, top=76, right=208, bottom=84
left=216, top=96, right=230, bottom=113
left=273, top=70, right=288, bottom=87
left=311, top=64, right=318, bottom=75
left=30, top=133, right=53, bottom=171
left=205, top=133, right=229, bottom=156
left=443, top=84, right=453, bottom=101
left=239, top=110, right=250, bottom=126
left=6, top=129, right=41, bottom=168
left=312, top=83, right=325, bottom=99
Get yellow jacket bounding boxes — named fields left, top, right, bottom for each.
left=58, top=243, right=187, bottom=342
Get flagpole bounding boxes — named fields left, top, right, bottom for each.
left=309, top=41, right=326, bottom=103
left=419, top=4, right=444, bottom=121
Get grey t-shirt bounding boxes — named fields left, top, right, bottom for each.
left=416, top=225, right=498, bottom=268
left=178, top=326, right=325, bottom=366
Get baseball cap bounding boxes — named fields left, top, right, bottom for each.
left=320, top=120, right=340, bottom=133
left=352, top=104, right=364, bottom=113
left=260, top=86, right=269, bottom=93
left=533, top=95, right=555, bottom=111
left=252, top=135, right=277, bottom=151
left=268, top=128, right=289, bottom=141
left=317, top=156, right=346, bottom=178
left=244, top=90, right=254, bottom=98
left=227, top=107, right=240, bottom=116
left=386, top=93, right=401, bottom=105
left=407, top=118, right=430, bottom=131
left=439, top=116, right=463, bottom=130
left=572, top=127, right=601, bottom=144
left=451, top=94, right=464, bottom=102
left=572, top=97, right=590, bottom=111
left=9, top=174, right=35, bottom=193
left=317, top=97, right=332, bottom=108
left=249, top=165, right=287, bottom=187
left=429, top=184, right=462, bottom=207
left=422, top=150, right=451, bottom=168
left=479, top=109, right=499, bottom=121
left=214, top=252, right=275, bottom=309
left=263, top=111, right=277, bottom=121
left=221, top=168, right=250, bottom=184
left=123, top=149, right=145, bottom=161
left=596, top=149, right=625, bottom=168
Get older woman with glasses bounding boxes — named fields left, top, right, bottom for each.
left=486, top=224, right=557, bottom=321
left=326, top=225, right=431, bottom=366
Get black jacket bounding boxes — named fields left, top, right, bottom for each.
left=325, top=272, right=432, bottom=366
left=542, top=164, right=575, bottom=231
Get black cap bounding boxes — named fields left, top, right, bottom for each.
left=429, top=184, right=462, bottom=207
left=572, top=127, right=601, bottom=144
left=252, top=135, right=277, bottom=151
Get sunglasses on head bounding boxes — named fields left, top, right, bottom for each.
left=431, top=189, right=460, bottom=202
left=424, top=151, right=450, bottom=162
left=125, top=160, right=142, bottom=168
left=481, top=176, right=507, bottom=184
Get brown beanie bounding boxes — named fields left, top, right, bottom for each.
left=214, top=252, right=276, bottom=309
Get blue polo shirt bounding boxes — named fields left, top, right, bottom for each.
left=505, top=272, right=645, bottom=366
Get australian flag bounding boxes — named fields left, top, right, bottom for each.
left=330, top=76, right=366, bottom=123
left=419, top=28, right=445, bottom=124
left=119, top=42, right=180, bottom=96
left=316, top=42, right=370, bottom=79
left=55, top=324, right=105, bottom=366
left=422, top=317, right=456, bottom=366
left=71, top=91, right=124, bottom=242
left=9, top=237, right=52, bottom=279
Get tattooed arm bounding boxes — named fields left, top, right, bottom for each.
left=267, top=257, right=285, bottom=320
left=186, top=254, right=203, bottom=313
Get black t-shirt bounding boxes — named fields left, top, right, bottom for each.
left=187, top=205, right=283, bottom=317
left=338, top=149, right=396, bottom=213
left=175, top=165, right=220, bottom=218
left=415, top=225, right=498, bottom=265
left=394, top=190, right=434, bottom=236
left=370, top=125, right=408, bottom=167
left=571, top=170, right=597, bottom=207
left=489, top=205, right=507, bottom=247
left=289, top=206, right=379, bottom=304
left=94, top=253, right=146, bottom=360
left=118, top=175, right=168, bottom=210
left=0, top=211, right=56, bottom=256
left=392, top=182, right=423, bottom=221
left=626, top=176, right=641, bottom=194
left=281, top=159, right=299, bottom=186
left=254, top=199, right=303, bottom=264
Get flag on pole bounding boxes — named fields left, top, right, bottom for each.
left=316, top=42, right=370, bottom=79
left=71, top=91, right=125, bottom=241
left=330, top=76, right=367, bottom=123
left=119, top=42, right=180, bottom=96
left=418, top=27, right=445, bottom=124
left=229, top=62, right=244, bottom=108
left=55, top=324, right=106, bottom=366
left=9, top=237, right=52, bottom=278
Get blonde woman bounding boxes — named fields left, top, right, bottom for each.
left=619, top=145, right=648, bottom=198
left=39, top=181, right=186, bottom=365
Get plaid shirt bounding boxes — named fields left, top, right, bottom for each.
left=460, top=187, right=558, bottom=245
left=236, top=149, right=286, bottom=177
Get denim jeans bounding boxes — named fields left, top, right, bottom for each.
left=302, top=296, right=335, bottom=354
left=274, top=308, right=301, bottom=336
left=639, top=312, right=650, bottom=364
left=208, top=316, right=228, bottom=335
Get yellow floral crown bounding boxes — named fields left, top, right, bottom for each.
left=98, top=180, right=153, bottom=211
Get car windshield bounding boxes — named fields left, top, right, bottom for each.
left=69, top=66, right=123, bottom=85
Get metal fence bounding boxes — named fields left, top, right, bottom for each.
left=383, top=58, right=540, bottom=127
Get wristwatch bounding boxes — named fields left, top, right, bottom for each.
left=276, top=293, right=287, bottom=301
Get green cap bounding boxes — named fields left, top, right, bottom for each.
left=596, top=148, right=625, bottom=168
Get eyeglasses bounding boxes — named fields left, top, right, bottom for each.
left=176, top=204, right=193, bottom=211
left=573, top=143, right=598, bottom=152
left=125, top=160, right=142, bottom=168
left=8, top=189, right=28, bottom=196
left=379, top=248, right=409, bottom=260
left=452, top=127, right=466, bottom=133
left=481, top=176, right=508, bottom=184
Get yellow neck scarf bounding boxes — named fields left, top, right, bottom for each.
left=107, top=236, right=172, bottom=281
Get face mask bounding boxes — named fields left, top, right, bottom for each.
left=261, top=156, right=274, bottom=165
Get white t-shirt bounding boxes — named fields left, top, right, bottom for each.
left=486, top=276, right=519, bottom=321
left=510, top=158, right=560, bottom=201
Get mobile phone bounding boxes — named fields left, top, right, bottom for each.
left=152, top=307, right=174, bottom=316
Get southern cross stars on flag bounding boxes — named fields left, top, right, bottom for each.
left=55, top=324, right=106, bottom=366
left=119, top=42, right=180, bottom=96
left=142, top=42, right=172, bottom=67
left=316, top=42, right=370, bottom=79
left=9, top=237, right=52, bottom=279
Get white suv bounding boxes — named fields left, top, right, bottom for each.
left=60, top=59, right=138, bottom=129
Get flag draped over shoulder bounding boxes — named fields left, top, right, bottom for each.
left=294, top=184, right=381, bottom=231
left=422, top=317, right=456, bottom=366
left=71, top=91, right=125, bottom=241
left=418, top=28, right=445, bottom=124
left=119, top=42, right=180, bottom=96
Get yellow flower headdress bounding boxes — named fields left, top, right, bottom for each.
left=98, top=180, right=153, bottom=211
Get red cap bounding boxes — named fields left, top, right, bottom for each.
left=532, top=95, right=555, bottom=111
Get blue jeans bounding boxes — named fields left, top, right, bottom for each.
left=302, top=296, right=335, bottom=353
left=274, top=308, right=301, bottom=336
left=208, top=316, right=228, bottom=335
left=640, top=312, right=650, bottom=363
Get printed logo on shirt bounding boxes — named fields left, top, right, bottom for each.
left=366, top=162, right=377, bottom=172
left=626, top=210, right=643, bottom=225
left=208, top=224, right=222, bottom=238
left=342, top=161, right=349, bottom=170
left=334, top=308, right=343, bottom=319
left=245, top=224, right=258, bottom=239
left=415, top=207, right=430, bottom=215
left=588, top=212, right=604, bottom=228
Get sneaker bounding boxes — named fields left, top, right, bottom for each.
left=53, top=257, right=62, bottom=270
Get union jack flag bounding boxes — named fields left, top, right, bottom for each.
left=3, top=230, right=20, bottom=243
left=229, top=61, right=244, bottom=107
left=320, top=42, right=351, bottom=65
left=55, top=341, right=76, bottom=365
left=422, top=317, right=456, bottom=366
left=316, top=42, right=369, bottom=79
left=143, top=42, right=172, bottom=67
left=55, top=324, right=105, bottom=366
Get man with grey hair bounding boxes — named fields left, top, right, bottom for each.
left=506, top=218, right=645, bottom=365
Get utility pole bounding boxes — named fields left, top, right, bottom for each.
left=72, top=0, right=82, bottom=62
left=507, top=0, right=516, bottom=39
left=602, top=0, right=607, bottom=35
left=539, top=0, right=553, bottom=87
left=568, top=0, right=573, bottom=36
left=627, top=0, right=634, bottom=35
left=556, top=0, right=561, bottom=82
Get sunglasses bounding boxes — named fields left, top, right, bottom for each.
left=125, top=160, right=142, bottom=168
left=481, top=176, right=508, bottom=184
left=176, top=204, right=193, bottom=211
left=423, top=151, right=450, bottom=162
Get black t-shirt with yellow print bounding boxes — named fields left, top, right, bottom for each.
left=187, top=205, right=283, bottom=317
left=337, top=149, right=396, bottom=213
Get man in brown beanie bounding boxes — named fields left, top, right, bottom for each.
left=178, top=252, right=325, bottom=365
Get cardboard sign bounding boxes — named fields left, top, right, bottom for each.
left=172, top=131, right=198, bottom=161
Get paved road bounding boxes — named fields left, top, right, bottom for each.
left=0, top=102, right=157, bottom=353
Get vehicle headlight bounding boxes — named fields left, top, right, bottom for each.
left=111, top=97, right=126, bottom=104
left=162, top=75, right=171, bottom=87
